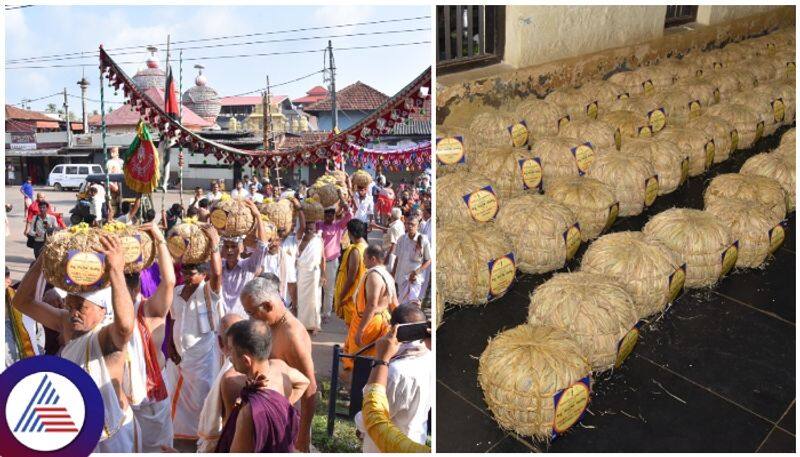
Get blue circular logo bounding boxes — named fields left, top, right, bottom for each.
left=0, top=356, right=103, bottom=457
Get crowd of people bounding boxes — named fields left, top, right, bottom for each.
left=6, top=166, right=432, bottom=453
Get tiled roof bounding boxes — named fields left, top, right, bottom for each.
left=219, top=95, right=288, bottom=107
left=303, top=81, right=389, bottom=112
left=292, top=85, right=329, bottom=104
left=88, top=88, right=212, bottom=129
left=307, top=85, right=328, bottom=95
left=277, top=131, right=332, bottom=150
left=390, top=119, right=431, bottom=136
left=5, top=105, right=56, bottom=122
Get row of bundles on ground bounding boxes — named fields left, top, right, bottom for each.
left=437, top=28, right=796, bottom=441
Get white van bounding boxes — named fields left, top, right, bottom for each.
left=48, top=164, right=104, bottom=191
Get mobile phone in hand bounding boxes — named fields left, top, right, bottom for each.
left=396, top=321, right=431, bottom=342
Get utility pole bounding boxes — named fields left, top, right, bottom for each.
left=77, top=70, right=89, bottom=134
left=328, top=40, right=338, bottom=132
left=63, top=88, right=72, bottom=147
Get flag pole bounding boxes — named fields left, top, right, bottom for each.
left=100, top=62, right=110, bottom=222
left=178, top=49, right=184, bottom=209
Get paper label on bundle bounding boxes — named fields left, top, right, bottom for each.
left=614, top=128, right=622, bottom=150
left=720, top=241, right=739, bottom=278
left=563, top=224, right=581, bottom=261
left=713, top=88, right=721, bottom=104
left=638, top=126, right=652, bottom=138
left=688, top=100, right=701, bottom=117
left=668, top=264, right=686, bottom=303
left=463, top=186, right=499, bottom=222
left=615, top=324, right=640, bottom=368
left=603, top=202, right=619, bottom=232
left=558, top=115, right=571, bottom=132
left=210, top=209, right=229, bottom=230
left=552, top=377, right=590, bottom=434
left=586, top=101, right=598, bottom=120
left=167, top=235, right=189, bottom=259
left=120, top=234, right=143, bottom=264
left=787, top=62, right=795, bottom=79
left=571, top=143, right=595, bottom=175
left=518, top=158, right=543, bottom=192
left=767, top=42, right=776, bottom=53
left=713, top=62, right=723, bottom=71
left=648, top=108, right=666, bottom=133
left=65, top=250, right=105, bottom=287
left=617, top=92, right=629, bottom=100
left=487, top=253, right=516, bottom=300
left=642, top=79, right=655, bottom=96
left=508, top=120, right=529, bottom=147
left=704, top=140, right=715, bottom=170
left=695, top=69, right=704, bottom=77
left=755, top=122, right=764, bottom=141
left=436, top=136, right=466, bottom=165
left=772, top=98, right=785, bottom=123
left=680, top=157, right=690, bottom=184
left=644, top=175, right=659, bottom=207
left=730, top=129, right=739, bottom=152
left=768, top=223, right=786, bottom=254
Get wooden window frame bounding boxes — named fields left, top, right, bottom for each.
left=664, top=5, right=698, bottom=28
left=437, top=5, right=505, bottom=75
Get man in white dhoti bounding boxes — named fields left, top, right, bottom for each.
left=296, top=215, right=324, bottom=333
left=392, top=215, right=432, bottom=305
left=12, top=235, right=142, bottom=452
left=260, top=229, right=298, bottom=308
left=220, top=199, right=269, bottom=318
left=168, top=224, right=225, bottom=444
left=419, top=202, right=432, bottom=301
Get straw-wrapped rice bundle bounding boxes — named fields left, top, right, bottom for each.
left=529, top=136, right=596, bottom=186
left=771, top=50, right=796, bottom=80
left=726, top=68, right=759, bottom=90
left=706, top=103, right=763, bottom=149
left=261, top=198, right=295, bottom=234
left=608, top=96, right=667, bottom=134
left=704, top=173, right=787, bottom=221
left=244, top=214, right=278, bottom=250
left=558, top=118, right=618, bottom=151
left=545, top=176, right=618, bottom=241
left=703, top=72, right=741, bottom=101
left=660, top=58, right=703, bottom=82
left=650, top=89, right=696, bottom=126
left=495, top=194, right=581, bottom=274
left=719, top=43, right=757, bottom=66
left=478, top=324, right=591, bottom=439
left=578, top=80, right=628, bottom=114
left=704, top=199, right=785, bottom=268
left=587, top=152, right=658, bottom=216
left=437, top=170, right=499, bottom=225
left=657, top=126, right=715, bottom=176
left=42, top=225, right=109, bottom=293
left=437, top=222, right=516, bottom=305
left=743, top=57, right=779, bottom=85
left=677, top=77, right=718, bottom=109
left=528, top=272, right=639, bottom=371
left=99, top=221, right=155, bottom=274
left=729, top=90, right=781, bottom=137
left=581, top=231, right=684, bottom=318
left=754, top=80, right=796, bottom=126
left=685, top=49, right=727, bottom=74
left=780, top=128, right=795, bottom=148
left=439, top=97, right=489, bottom=129
left=209, top=197, right=255, bottom=238
left=470, top=111, right=529, bottom=149
left=620, top=136, right=688, bottom=195
left=643, top=208, right=737, bottom=288
left=693, top=115, right=735, bottom=163
left=600, top=110, right=652, bottom=141
left=468, top=146, right=541, bottom=200
left=513, top=98, right=569, bottom=143
left=311, top=183, right=342, bottom=208
left=351, top=170, right=373, bottom=189
left=545, top=87, right=598, bottom=120
left=741, top=152, right=796, bottom=211
left=300, top=199, right=324, bottom=223
left=166, top=218, right=212, bottom=265
left=435, top=126, right=470, bottom=176
left=609, top=66, right=672, bottom=96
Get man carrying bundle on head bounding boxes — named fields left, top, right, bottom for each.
left=240, top=274, right=317, bottom=452
left=334, top=219, right=369, bottom=326
left=220, top=199, right=269, bottom=318
left=316, top=189, right=352, bottom=324
left=12, top=235, right=141, bottom=452
left=168, top=223, right=226, bottom=445
left=343, top=243, right=399, bottom=373
left=259, top=219, right=298, bottom=310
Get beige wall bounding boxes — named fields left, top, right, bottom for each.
left=697, top=5, right=783, bottom=25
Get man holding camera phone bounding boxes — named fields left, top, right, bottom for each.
left=26, top=200, right=59, bottom=258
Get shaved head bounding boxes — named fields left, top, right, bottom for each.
left=220, top=313, right=245, bottom=334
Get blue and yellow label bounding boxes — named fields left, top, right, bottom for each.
left=463, top=186, right=499, bottom=222
left=586, top=101, right=598, bottom=120
left=552, top=377, right=591, bottom=435
left=644, top=175, right=659, bottom=206
left=436, top=136, right=466, bottom=165
left=558, top=115, right=571, bottom=132
left=603, top=202, right=619, bottom=233
left=508, top=120, right=529, bottom=147
left=648, top=108, right=666, bottom=133
left=571, top=142, right=595, bottom=175
left=518, top=158, right=543, bottom=192
left=564, top=223, right=581, bottom=261
left=487, top=253, right=516, bottom=300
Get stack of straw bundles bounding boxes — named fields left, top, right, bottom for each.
left=479, top=324, right=591, bottom=439
left=330, top=169, right=348, bottom=188
left=742, top=57, right=780, bottom=85
left=729, top=91, right=782, bottom=137
left=435, top=126, right=470, bottom=176
left=705, top=103, right=763, bottom=149
left=657, top=126, right=715, bottom=177
left=608, top=95, right=667, bottom=134
left=677, top=77, right=718, bottom=108
left=620, top=137, right=688, bottom=195
left=587, top=152, right=658, bottom=217
left=581, top=231, right=685, bottom=319
left=693, top=115, right=735, bottom=163
left=529, top=136, right=597, bottom=187
left=685, top=49, right=727, bottom=74
left=651, top=89, right=697, bottom=126
left=741, top=152, right=796, bottom=212
left=468, top=146, right=542, bottom=200
left=643, top=208, right=738, bottom=288
left=351, top=170, right=373, bottom=189
left=167, top=218, right=213, bottom=265
left=704, top=199, right=785, bottom=268
left=704, top=173, right=788, bottom=222
left=578, top=80, right=628, bottom=115
left=780, top=128, right=795, bottom=148
left=725, top=68, right=759, bottom=91
left=754, top=80, right=796, bottom=126
left=261, top=198, right=295, bottom=235
left=470, top=111, right=531, bottom=149
left=608, top=66, right=671, bottom=97
left=312, top=183, right=342, bottom=209
left=600, top=110, right=652, bottom=142
left=545, top=176, right=618, bottom=241
left=495, top=194, right=581, bottom=274
left=42, top=225, right=109, bottom=293
left=99, top=221, right=156, bottom=274
left=528, top=272, right=639, bottom=371
left=437, top=222, right=516, bottom=305
left=300, top=199, right=325, bottom=223
left=210, top=197, right=255, bottom=238
left=545, top=87, right=598, bottom=120
left=702, top=72, right=742, bottom=101
left=771, top=50, right=796, bottom=80
left=437, top=170, right=499, bottom=225
left=513, top=99, right=569, bottom=143
left=559, top=118, right=618, bottom=151
left=244, top=215, right=277, bottom=250
left=659, top=58, right=703, bottom=83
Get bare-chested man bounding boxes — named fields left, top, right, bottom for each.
left=240, top=274, right=317, bottom=452
left=12, top=235, right=139, bottom=452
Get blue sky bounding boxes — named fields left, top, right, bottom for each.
left=5, top=5, right=431, bottom=115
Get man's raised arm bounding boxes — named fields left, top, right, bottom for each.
left=97, top=234, right=135, bottom=354
left=141, top=223, right=176, bottom=318
left=11, top=255, right=66, bottom=331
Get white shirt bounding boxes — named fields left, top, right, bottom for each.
left=384, top=219, right=405, bottom=248
left=420, top=218, right=432, bottom=244
left=171, top=281, right=224, bottom=356
left=394, top=233, right=431, bottom=285
left=231, top=188, right=250, bottom=199
left=205, top=191, right=223, bottom=204
left=354, top=194, right=374, bottom=223
left=250, top=192, right=264, bottom=203
left=260, top=236, right=298, bottom=305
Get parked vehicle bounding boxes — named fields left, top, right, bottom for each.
left=48, top=164, right=104, bottom=191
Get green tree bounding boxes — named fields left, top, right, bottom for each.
left=45, top=103, right=57, bottom=113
